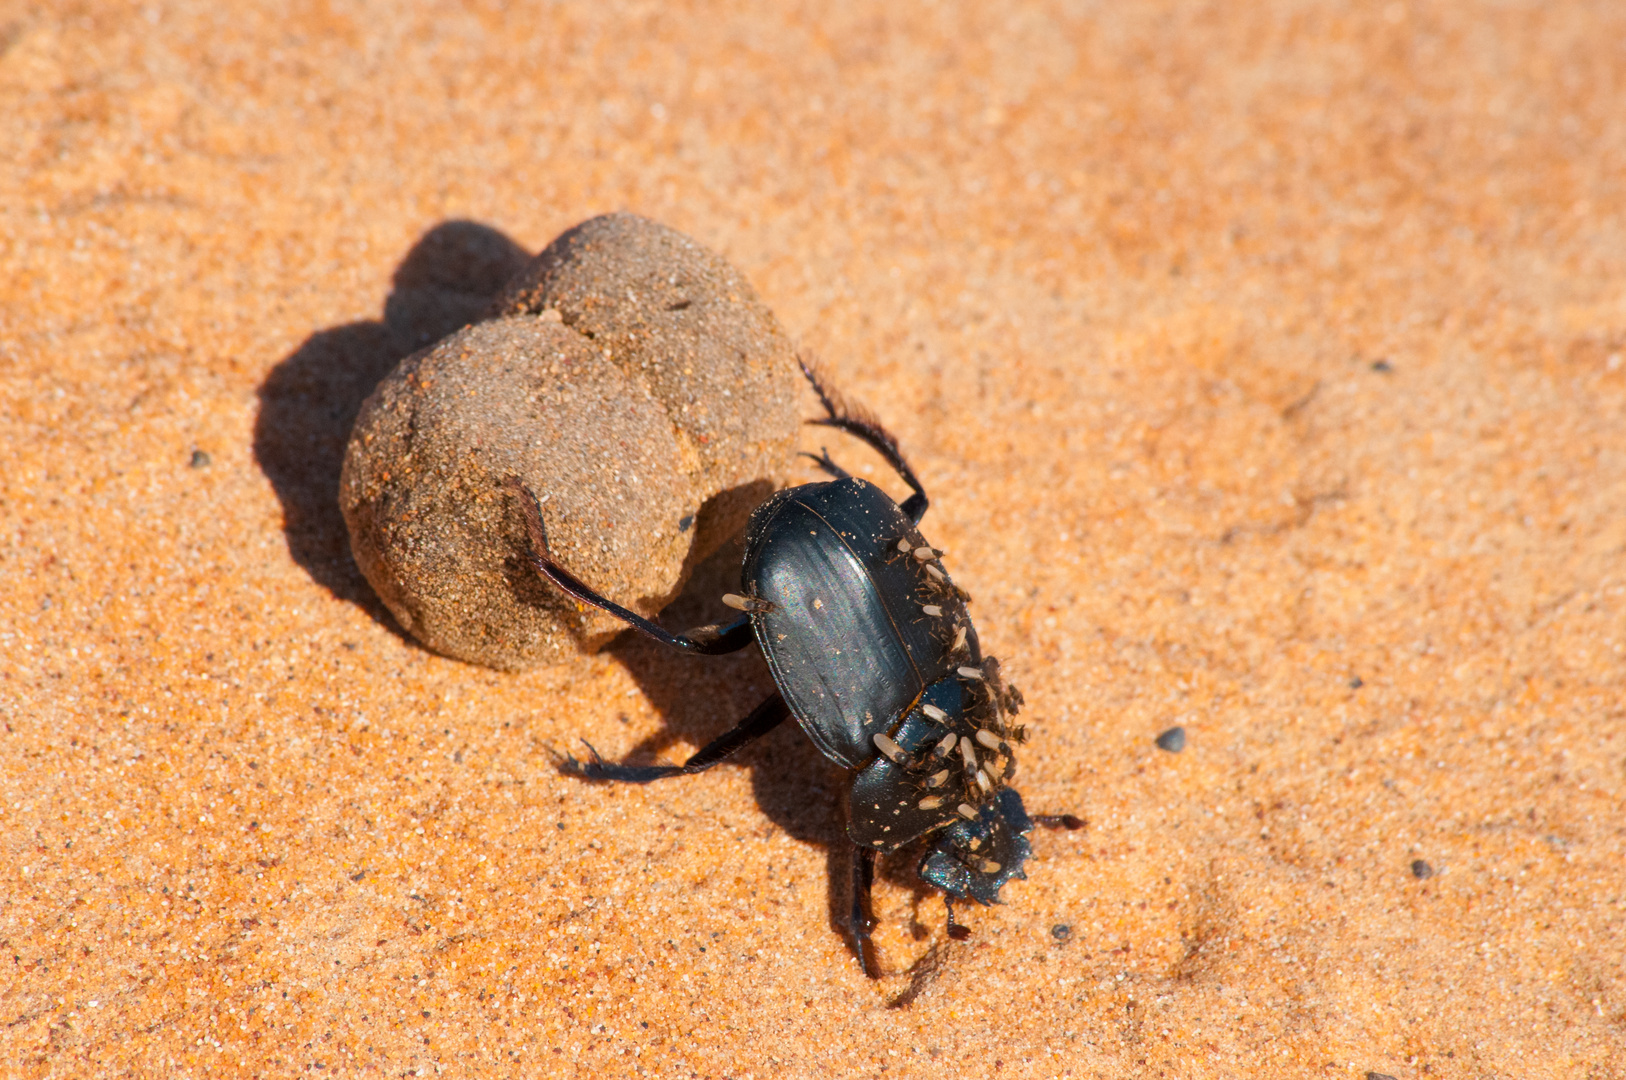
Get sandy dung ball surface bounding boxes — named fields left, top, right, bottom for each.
left=340, top=316, right=697, bottom=669
left=342, top=213, right=799, bottom=669
left=2, top=2, right=1625, bottom=1078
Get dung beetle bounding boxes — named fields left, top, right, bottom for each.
left=502, top=361, right=1080, bottom=976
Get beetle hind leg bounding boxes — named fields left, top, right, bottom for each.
left=504, top=475, right=756, bottom=655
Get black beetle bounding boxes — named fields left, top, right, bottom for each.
left=502, top=361, right=1080, bottom=976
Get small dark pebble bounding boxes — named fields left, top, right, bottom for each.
left=678, top=514, right=694, bottom=533
left=1410, top=859, right=1434, bottom=880
left=1370, top=359, right=1394, bottom=373
left=1366, top=1073, right=1399, bottom=1080
left=1348, top=675, right=1364, bottom=689
left=1155, top=726, right=1186, bottom=753
left=189, top=449, right=211, bottom=468
left=1051, top=924, right=1072, bottom=943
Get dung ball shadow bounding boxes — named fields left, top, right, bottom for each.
left=253, top=220, right=531, bottom=620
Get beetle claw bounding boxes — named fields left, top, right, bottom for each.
left=802, top=447, right=852, bottom=480
left=557, top=740, right=609, bottom=778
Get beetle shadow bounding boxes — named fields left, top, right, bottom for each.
left=602, top=535, right=847, bottom=847
left=600, top=536, right=967, bottom=981
left=599, top=533, right=887, bottom=963
left=252, top=219, right=532, bottom=629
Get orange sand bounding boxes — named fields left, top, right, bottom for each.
left=2, top=1, right=1624, bottom=1076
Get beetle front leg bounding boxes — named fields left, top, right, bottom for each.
left=564, top=694, right=790, bottom=783
left=849, top=844, right=879, bottom=979
left=944, top=898, right=971, bottom=941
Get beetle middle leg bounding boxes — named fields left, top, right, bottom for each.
left=565, top=693, right=791, bottom=783
left=798, top=359, right=931, bottom=524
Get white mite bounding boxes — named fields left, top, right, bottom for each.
left=912, top=546, right=936, bottom=562
left=924, top=563, right=947, bottom=583
left=976, top=859, right=1002, bottom=874
left=951, top=624, right=968, bottom=651
left=918, top=795, right=946, bottom=811
left=896, top=538, right=913, bottom=553
left=975, top=768, right=993, bottom=794
left=975, top=729, right=1002, bottom=751
left=921, top=703, right=948, bottom=723
left=957, top=666, right=983, bottom=679
left=957, top=803, right=978, bottom=821
left=926, top=769, right=951, bottom=788
left=721, top=593, right=750, bottom=611
left=959, top=736, right=978, bottom=772
left=872, top=732, right=905, bottom=763
left=921, top=604, right=943, bottom=617
left=933, top=733, right=958, bottom=758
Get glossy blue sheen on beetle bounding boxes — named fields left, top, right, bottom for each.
left=846, top=674, right=972, bottom=851
left=741, top=477, right=976, bottom=769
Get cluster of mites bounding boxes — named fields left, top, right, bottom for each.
left=721, top=532, right=1026, bottom=872
left=883, top=536, right=1025, bottom=873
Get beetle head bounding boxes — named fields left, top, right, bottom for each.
left=917, top=787, right=1034, bottom=905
